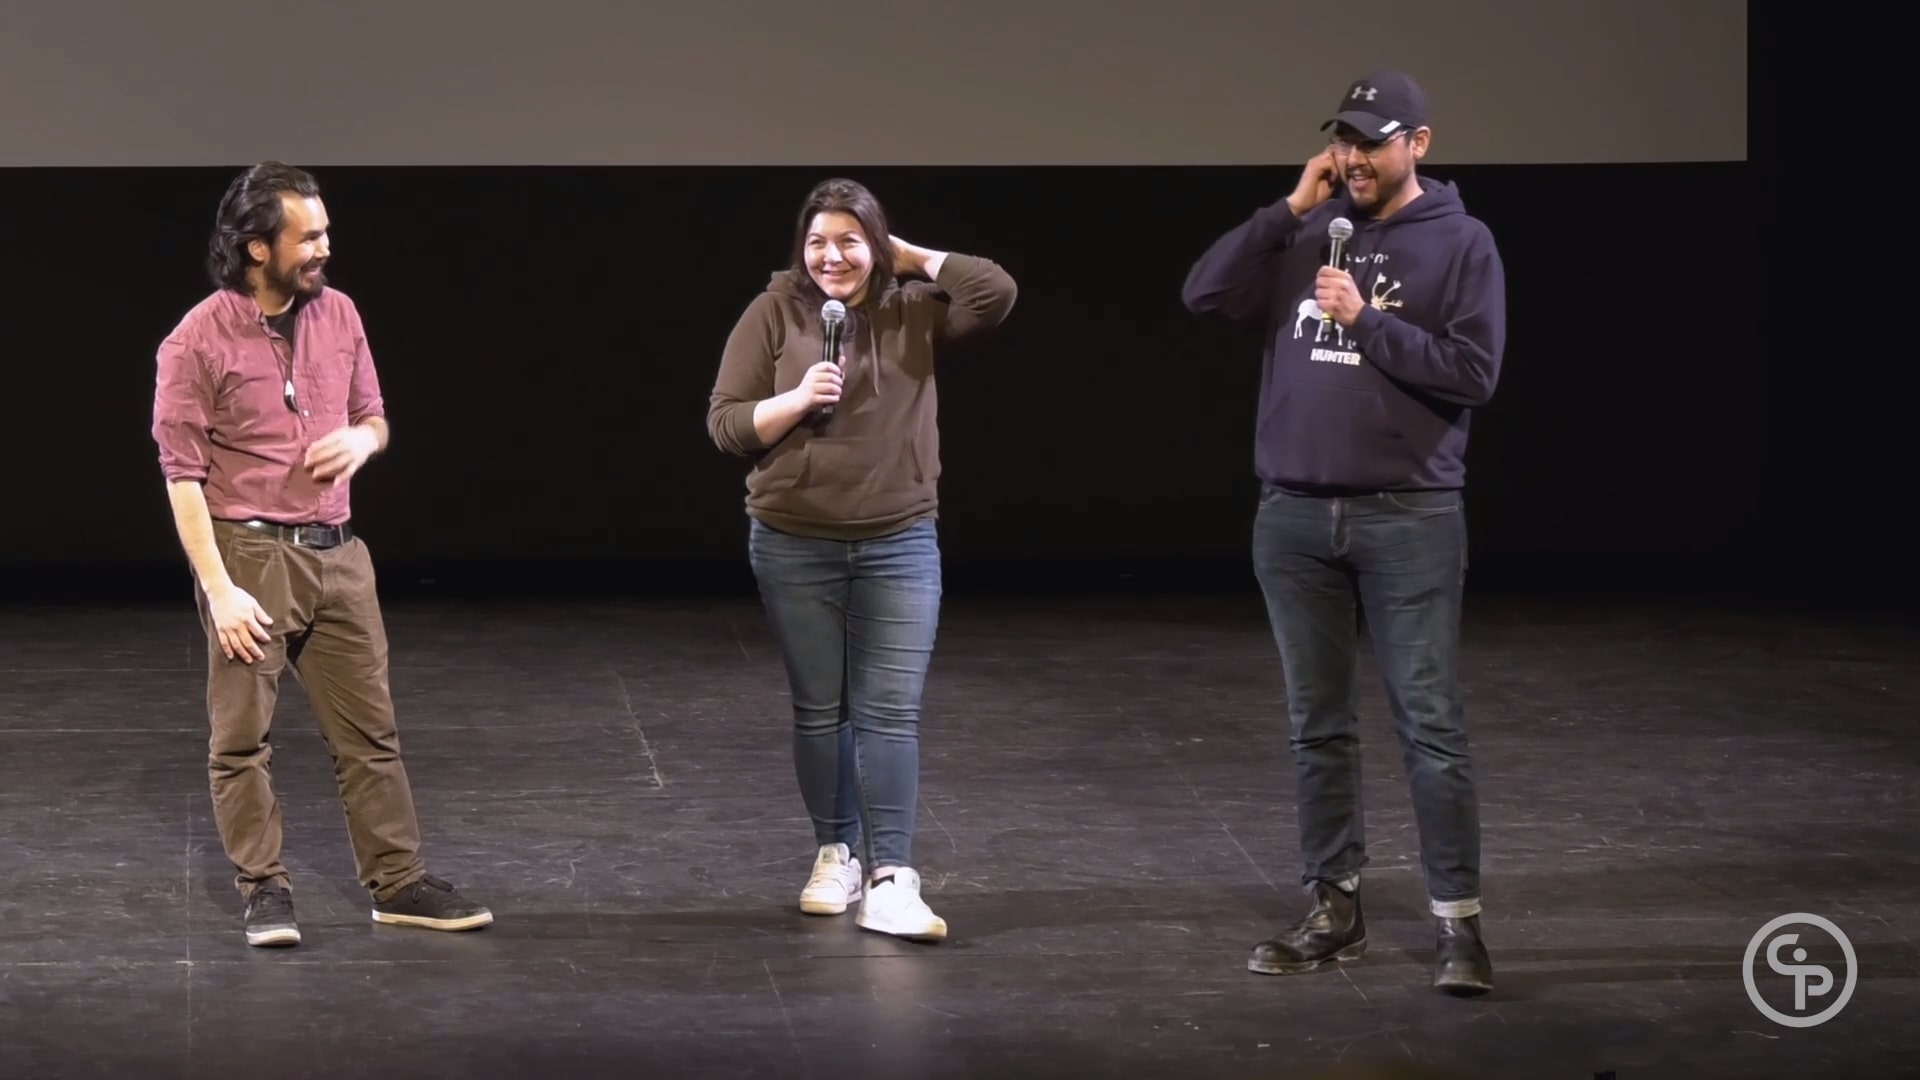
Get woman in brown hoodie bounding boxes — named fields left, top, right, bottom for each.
left=707, top=177, right=1017, bottom=941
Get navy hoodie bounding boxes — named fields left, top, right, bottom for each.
left=1182, top=176, right=1506, bottom=494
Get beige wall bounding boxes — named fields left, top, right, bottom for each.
left=0, top=0, right=1745, bottom=166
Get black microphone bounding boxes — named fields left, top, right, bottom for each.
left=1322, top=216, right=1353, bottom=324
left=818, top=299, right=846, bottom=419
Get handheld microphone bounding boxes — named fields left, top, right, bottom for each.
left=1323, top=217, right=1353, bottom=323
left=818, top=299, right=846, bottom=419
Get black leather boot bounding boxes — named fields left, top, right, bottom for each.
left=1248, top=881, right=1366, bottom=975
left=1432, top=915, right=1494, bottom=996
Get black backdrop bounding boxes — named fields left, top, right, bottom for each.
left=0, top=18, right=1866, bottom=609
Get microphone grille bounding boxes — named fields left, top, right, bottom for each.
left=820, top=299, right=847, bottom=324
left=1328, top=217, right=1354, bottom=241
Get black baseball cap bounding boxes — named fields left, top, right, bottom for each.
left=1321, top=71, right=1429, bottom=140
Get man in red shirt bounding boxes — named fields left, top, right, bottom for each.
left=151, top=161, right=492, bottom=947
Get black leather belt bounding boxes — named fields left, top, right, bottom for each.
left=234, top=519, right=353, bottom=550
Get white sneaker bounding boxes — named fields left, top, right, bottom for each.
left=799, top=843, right=863, bottom=915
left=856, top=867, right=947, bottom=942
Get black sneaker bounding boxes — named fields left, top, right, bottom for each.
left=371, top=874, right=494, bottom=932
left=244, top=885, right=301, bottom=948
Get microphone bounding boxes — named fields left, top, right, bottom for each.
left=1323, top=217, right=1353, bottom=323
left=818, top=299, right=846, bottom=419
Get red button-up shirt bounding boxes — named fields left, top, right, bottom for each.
left=151, top=287, right=386, bottom=526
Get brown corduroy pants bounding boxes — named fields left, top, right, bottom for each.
left=195, top=520, right=426, bottom=903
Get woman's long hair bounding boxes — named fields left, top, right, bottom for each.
left=786, top=177, right=896, bottom=308
left=205, top=161, right=322, bottom=293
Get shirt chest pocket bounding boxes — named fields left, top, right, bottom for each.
left=295, top=348, right=356, bottom=427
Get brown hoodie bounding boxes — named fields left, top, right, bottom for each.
left=707, top=253, right=1018, bottom=541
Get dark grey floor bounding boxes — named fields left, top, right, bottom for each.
left=1, top=587, right=1915, bottom=1078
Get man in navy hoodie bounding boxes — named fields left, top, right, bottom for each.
left=1182, top=70, right=1505, bottom=996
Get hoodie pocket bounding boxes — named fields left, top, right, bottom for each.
left=770, top=435, right=929, bottom=522
left=752, top=440, right=809, bottom=494
left=800, top=436, right=925, bottom=495
left=1259, top=382, right=1409, bottom=488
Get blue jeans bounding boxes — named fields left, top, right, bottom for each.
left=748, top=517, right=942, bottom=871
left=1250, top=485, right=1482, bottom=914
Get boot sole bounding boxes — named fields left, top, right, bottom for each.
left=246, top=926, right=301, bottom=947
left=1434, top=975, right=1494, bottom=997
left=1247, top=939, right=1367, bottom=975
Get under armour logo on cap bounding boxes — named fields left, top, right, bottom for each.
left=1324, top=71, right=1430, bottom=140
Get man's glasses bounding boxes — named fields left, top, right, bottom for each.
left=1329, top=130, right=1412, bottom=159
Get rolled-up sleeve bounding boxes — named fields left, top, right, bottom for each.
left=346, top=308, right=386, bottom=425
left=152, top=335, right=215, bottom=482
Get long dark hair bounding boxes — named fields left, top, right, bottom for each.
left=205, top=161, right=322, bottom=293
left=787, top=177, right=896, bottom=306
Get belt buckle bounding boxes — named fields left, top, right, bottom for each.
left=294, top=525, right=335, bottom=549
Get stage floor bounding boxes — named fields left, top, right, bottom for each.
left=1, top=588, right=1915, bottom=1078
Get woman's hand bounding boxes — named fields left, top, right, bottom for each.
left=788, top=359, right=844, bottom=410
left=889, top=236, right=946, bottom=280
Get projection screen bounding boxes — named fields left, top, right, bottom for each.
left=0, top=0, right=1745, bottom=167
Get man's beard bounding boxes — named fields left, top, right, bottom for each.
left=1348, top=166, right=1407, bottom=212
left=266, top=257, right=327, bottom=297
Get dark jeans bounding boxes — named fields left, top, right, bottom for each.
left=748, top=517, right=942, bottom=871
left=1250, top=485, right=1482, bottom=914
